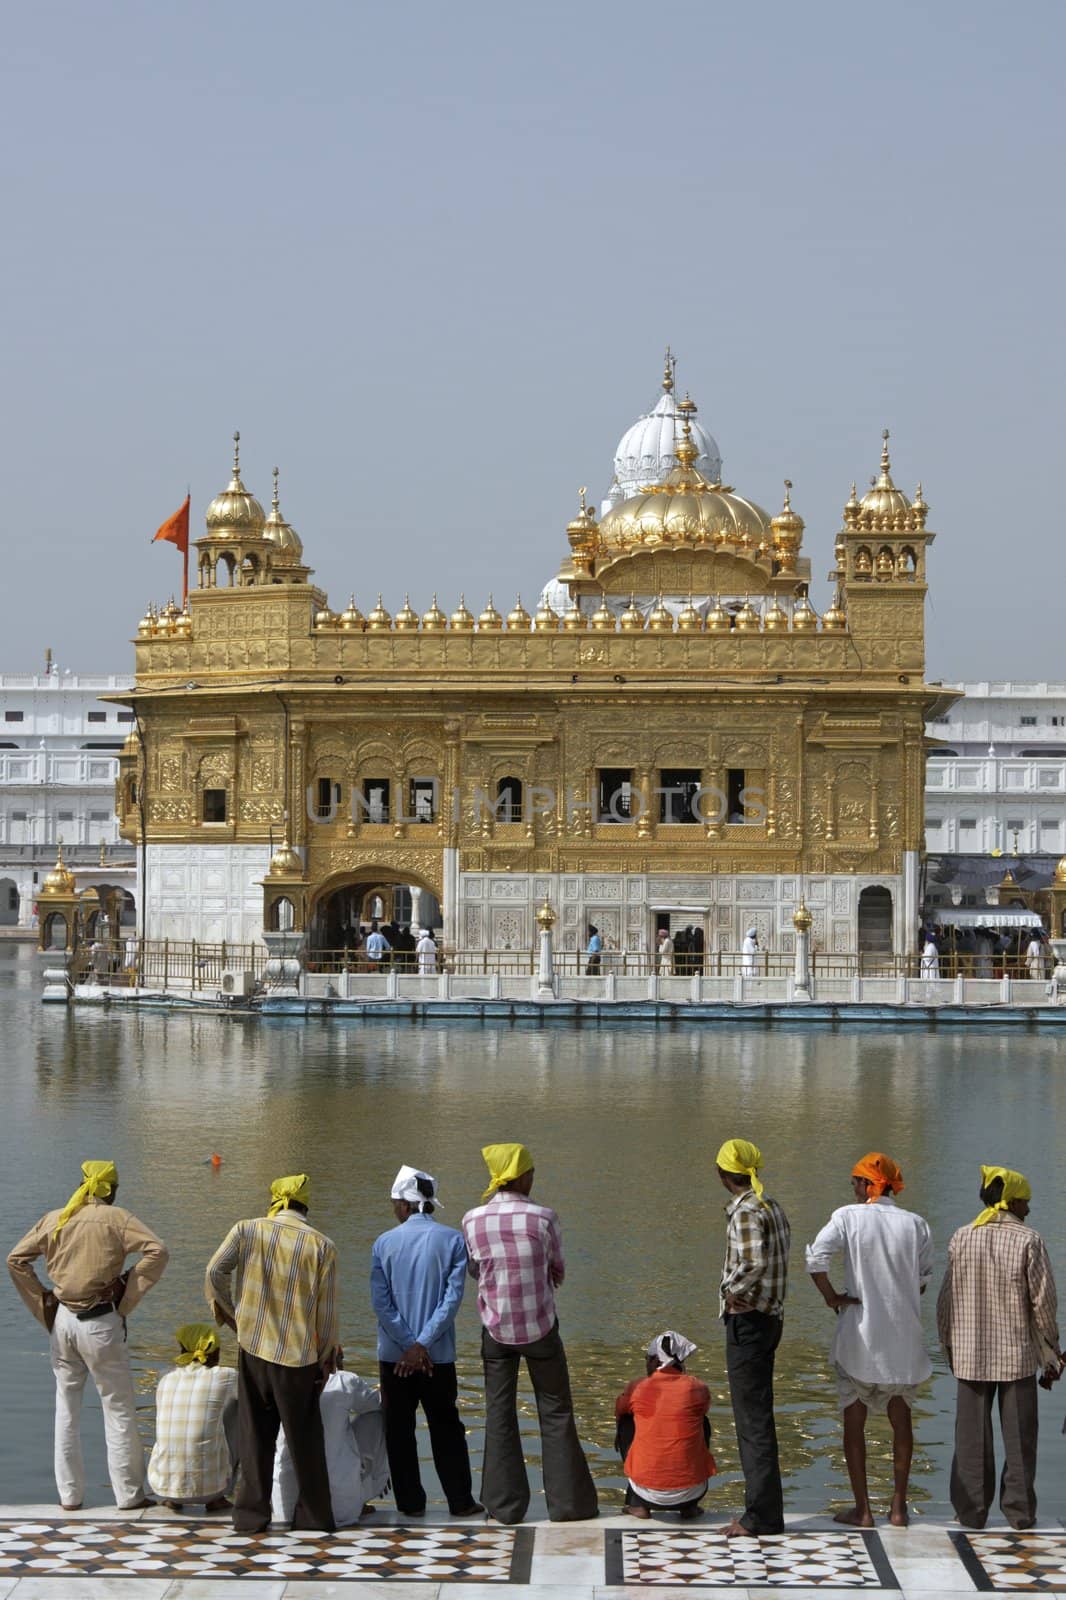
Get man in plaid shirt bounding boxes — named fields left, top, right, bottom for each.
left=462, top=1143, right=598, bottom=1524
left=716, top=1137, right=791, bottom=1537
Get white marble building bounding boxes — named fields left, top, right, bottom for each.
left=0, top=670, right=136, bottom=928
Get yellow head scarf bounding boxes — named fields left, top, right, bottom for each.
left=268, top=1173, right=310, bottom=1216
left=175, top=1322, right=221, bottom=1366
left=481, top=1143, right=534, bottom=1203
left=716, top=1138, right=765, bottom=1201
left=53, top=1160, right=119, bottom=1238
left=972, top=1164, right=1031, bottom=1227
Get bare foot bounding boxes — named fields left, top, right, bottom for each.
left=888, top=1501, right=909, bottom=1528
left=722, top=1517, right=755, bottom=1538
left=623, top=1503, right=650, bottom=1519
left=60, top=1503, right=82, bottom=1512
left=834, top=1506, right=875, bottom=1528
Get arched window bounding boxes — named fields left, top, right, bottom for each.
left=270, top=897, right=295, bottom=932
left=496, top=776, right=522, bottom=823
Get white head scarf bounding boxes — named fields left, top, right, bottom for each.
left=646, top=1329, right=697, bottom=1368
left=390, top=1165, right=441, bottom=1210
left=745, top=927, right=758, bottom=941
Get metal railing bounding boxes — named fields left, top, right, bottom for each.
left=77, top=938, right=269, bottom=991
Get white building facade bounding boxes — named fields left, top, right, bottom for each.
left=0, top=671, right=136, bottom=928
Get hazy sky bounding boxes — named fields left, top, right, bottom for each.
left=1, top=0, right=1062, bottom=680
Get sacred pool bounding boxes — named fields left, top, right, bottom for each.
left=4, top=941, right=1064, bottom=1515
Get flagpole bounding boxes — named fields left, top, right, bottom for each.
left=183, top=484, right=190, bottom=606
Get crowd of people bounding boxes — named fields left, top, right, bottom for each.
left=919, top=924, right=1052, bottom=980
left=326, top=920, right=439, bottom=974
left=6, top=1143, right=1062, bottom=1533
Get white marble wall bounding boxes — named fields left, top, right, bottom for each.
left=145, top=843, right=271, bottom=946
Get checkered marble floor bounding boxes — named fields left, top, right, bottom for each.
left=605, top=1526, right=898, bottom=1587
left=952, top=1530, right=1066, bottom=1591
left=0, top=1518, right=533, bottom=1582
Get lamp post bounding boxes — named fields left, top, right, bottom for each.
left=536, top=899, right=556, bottom=998
left=792, top=898, right=813, bottom=1001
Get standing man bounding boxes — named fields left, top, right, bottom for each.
left=7, top=1159, right=168, bottom=1511
left=206, top=1173, right=339, bottom=1533
left=585, top=924, right=602, bottom=976
left=415, top=928, right=438, bottom=975
left=716, top=1138, right=791, bottom=1537
left=741, top=927, right=759, bottom=977
left=806, top=1152, right=933, bottom=1528
left=462, top=1143, right=598, bottom=1525
left=365, top=922, right=390, bottom=967
left=656, top=927, right=674, bottom=975
left=370, top=1165, right=481, bottom=1517
left=937, top=1165, right=1061, bottom=1530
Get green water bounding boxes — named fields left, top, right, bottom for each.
left=3, top=941, right=1065, bottom=1517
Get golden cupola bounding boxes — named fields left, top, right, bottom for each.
left=205, top=433, right=266, bottom=535
left=262, top=468, right=304, bottom=564
left=41, top=842, right=76, bottom=897
left=850, top=431, right=927, bottom=530
left=770, top=480, right=804, bottom=573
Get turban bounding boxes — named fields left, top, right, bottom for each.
left=391, top=1164, right=441, bottom=1209
left=175, top=1322, right=221, bottom=1366
left=481, top=1143, right=533, bottom=1203
left=53, top=1160, right=118, bottom=1238
left=716, top=1138, right=765, bottom=1201
left=852, top=1152, right=904, bottom=1200
left=972, top=1164, right=1031, bottom=1227
left=646, top=1329, right=697, bottom=1368
left=268, top=1173, right=310, bottom=1216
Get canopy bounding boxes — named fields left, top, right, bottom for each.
left=929, top=909, right=1041, bottom=928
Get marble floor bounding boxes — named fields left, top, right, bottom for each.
left=0, top=1505, right=1063, bottom=1596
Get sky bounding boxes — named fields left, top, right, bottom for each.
left=0, top=0, right=1062, bottom=680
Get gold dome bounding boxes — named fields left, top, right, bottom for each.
left=40, top=842, right=76, bottom=897
left=843, top=482, right=861, bottom=527
left=770, top=480, right=804, bottom=571
left=648, top=594, right=674, bottom=632
left=367, top=594, right=393, bottom=632
left=158, top=597, right=179, bottom=633
left=1055, top=856, right=1066, bottom=885
left=534, top=598, right=560, bottom=631
left=706, top=597, right=731, bottom=632
left=590, top=595, right=616, bottom=632
left=450, top=594, right=474, bottom=632
left=204, top=432, right=266, bottom=536
left=422, top=594, right=447, bottom=632
left=596, top=419, right=772, bottom=557
left=394, top=594, right=420, bottom=631
left=734, top=597, right=760, bottom=632
left=676, top=598, right=703, bottom=633
left=338, top=596, right=364, bottom=630
left=267, top=837, right=303, bottom=878
left=478, top=595, right=502, bottom=631
left=137, top=605, right=155, bottom=638
left=174, top=607, right=192, bottom=637
left=859, top=431, right=912, bottom=520
left=822, top=589, right=847, bottom=630
left=262, top=468, right=304, bottom=563
left=566, top=488, right=599, bottom=552
left=763, top=597, right=789, bottom=631
left=619, top=595, right=645, bottom=632
left=791, top=593, right=818, bottom=631
left=507, top=595, right=532, bottom=631
left=315, top=605, right=338, bottom=629
left=561, top=599, right=587, bottom=631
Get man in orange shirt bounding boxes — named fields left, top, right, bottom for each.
left=614, top=1331, right=716, bottom=1518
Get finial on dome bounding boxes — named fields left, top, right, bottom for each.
left=675, top=416, right=698, bottom=468
left=233, top=431, right=241, bottom=479
left=783, top=478, right=793, bottom=509
left=272, top=466, right=280, bottom=512
left=662, top=346, right=675, bottom=393
left=579, top=485, right=587, bottom=512
left=881, top=428, right=890, bottom=473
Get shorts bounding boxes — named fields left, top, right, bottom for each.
left=833, top=1362, right=919, bottom=1411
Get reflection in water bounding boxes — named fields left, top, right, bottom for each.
left=2, top=941, right=1064, bottom=1514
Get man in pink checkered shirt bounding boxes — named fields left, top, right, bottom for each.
left=462, top=1143, right=598, bottom=1524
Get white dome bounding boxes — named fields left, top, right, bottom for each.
left=607, top=388, right=722, bottom=510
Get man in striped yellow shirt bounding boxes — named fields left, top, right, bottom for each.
left=205, top=1173, right=339, bottom=1532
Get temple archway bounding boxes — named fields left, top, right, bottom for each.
left=858, top=884, right=894, bottom=956
left=308, top=867, right=443, bottom=957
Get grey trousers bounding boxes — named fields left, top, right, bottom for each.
left=950, top=1377, right=1038, bottom=1529
left=480, top=1323, right=599, bottom=1524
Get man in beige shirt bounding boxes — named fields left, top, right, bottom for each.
left=8, top=1159, right=168, bottom=1510
left=937, top=1164, right=1061, bottom=1529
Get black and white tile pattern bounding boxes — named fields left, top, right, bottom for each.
left=605, top=1526, right=899, bottom=1588
left=952, top=1530, right=1066, bottom=1591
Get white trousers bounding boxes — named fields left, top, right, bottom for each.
left=50, top=1305, right=145, bottom=1508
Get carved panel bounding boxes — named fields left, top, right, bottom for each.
left=464, top=905, right=483, bottom=946
left=490, top=878, right=529, bottom=898
left=490, top=908, right=526, bottom=948
left=583, top=877, right=622, bottom=900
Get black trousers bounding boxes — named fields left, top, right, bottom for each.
left=481, top=1323, right=598, bottom=1524
left=615, top=1411, right=709, bottom=1513
left=725, top=1311, right=785, bottom=1534
left=379, top=1360, right=475, bottom=1514
left=234, top=1348, right=334, bottom=1533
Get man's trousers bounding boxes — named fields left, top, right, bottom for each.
left=950, top=1377, right=1038, bottom=1529
left=379, top=1360, right=475, bottom=1514
left=50, top=1305, right=145, bottom=1509
left=725, top=1310, right=785, bottom=1534
left=234, top=1348, right=334, bottom=1532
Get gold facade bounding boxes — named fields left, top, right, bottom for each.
left=115, top=418, right=954, bottom=952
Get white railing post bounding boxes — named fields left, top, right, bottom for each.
left=792, top=901, right=813, bottom=1002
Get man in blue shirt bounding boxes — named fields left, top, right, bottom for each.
left=370, top=1165, right=480, bottom=1516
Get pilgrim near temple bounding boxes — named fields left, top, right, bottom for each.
left=105, top=355, right=956, bottom=965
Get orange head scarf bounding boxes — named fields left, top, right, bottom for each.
left=852, top=1152, right=904, bottom=1200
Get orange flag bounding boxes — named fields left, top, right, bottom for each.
left=152, top=494, right=191, bottom=604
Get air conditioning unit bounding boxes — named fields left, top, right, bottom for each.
left=220, top=968, right=256, bottom=998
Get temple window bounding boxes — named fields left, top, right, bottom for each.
left=409, top=778, right=437, bottom=823
left=659, top=768, right=701, bottom=824
left=202, top=788, right=227, bottom=823
left=358, top=779, right=390, bottom=824
left=598, top=768, right=632, bottom=823
left=496, top=776, right=523, bottom=822
left=314, top=778, right=341, bottom=820
left=726, top=768, right=765, bottom=824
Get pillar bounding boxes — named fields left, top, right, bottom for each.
left=536, top=899, right=556, bottom=998
left=409, top=884, right=423, bottom=934
left=792, top=899, right=813, bottom=1001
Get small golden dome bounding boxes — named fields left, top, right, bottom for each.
left=875, top=548, right=895, bottom=580
left=791, top=593, right=818, bottom=630
left=367, top=594, right=393, bottom=632
left=338, top=596, right=364, bottom=630
left=205, top=432, right=266, bottom=536
left=478, top=595, right=502, bottom=631
left=534, top=598, right=560, bottom=631
left=394, top=594, right=420, bottom=632
left=1054, top=855, right=1066, bottom=885
left=507, top=595, right=532, bottom=631
left=422, top=594, right=447, bottom=632
left=315, top=605, right=337, bottom=629
left=843, top=482, right=861, bottom=526
left=706, top=597, right=731, bottom=632
left=677, top=598, right=703, bottom=633
left=770, top=480, right=804, bottom=571
left=566, top=488, right=598, bottom=551
left=158, top=597, right=179, bottom=634
left=763, top=597, right=789, bottom=631
left=859, top=430, right=912, bottom=520
left=734, top=597, right=760, bottom=632
left=822, top=590, right=847, bottom=630
left=174, top=607, right=192, bottom=637
left=137, top=605, right=155, bottom=638
left=561, top=599, right=587, bottom=631
left=648, top=594, right=675, bottom=632
left=450, top=594, right=474, bottom=632
left=40, top=842, right=76, bottom=897
left=262, top=468, right=303, bottom=562
left=590, top=595, right=616, bottom=632
left=619, top=595, right=645, bottom=632
left=267, top=838, right=303, bottom=878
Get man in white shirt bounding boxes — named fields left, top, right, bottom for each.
left=415, top=930, right=437, bottom=975
left=365, top=924, right=390, bottom=966
left=806, top=1152, right=932, bottom=1528
left=272, top=1356, right=388, bottom=1527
